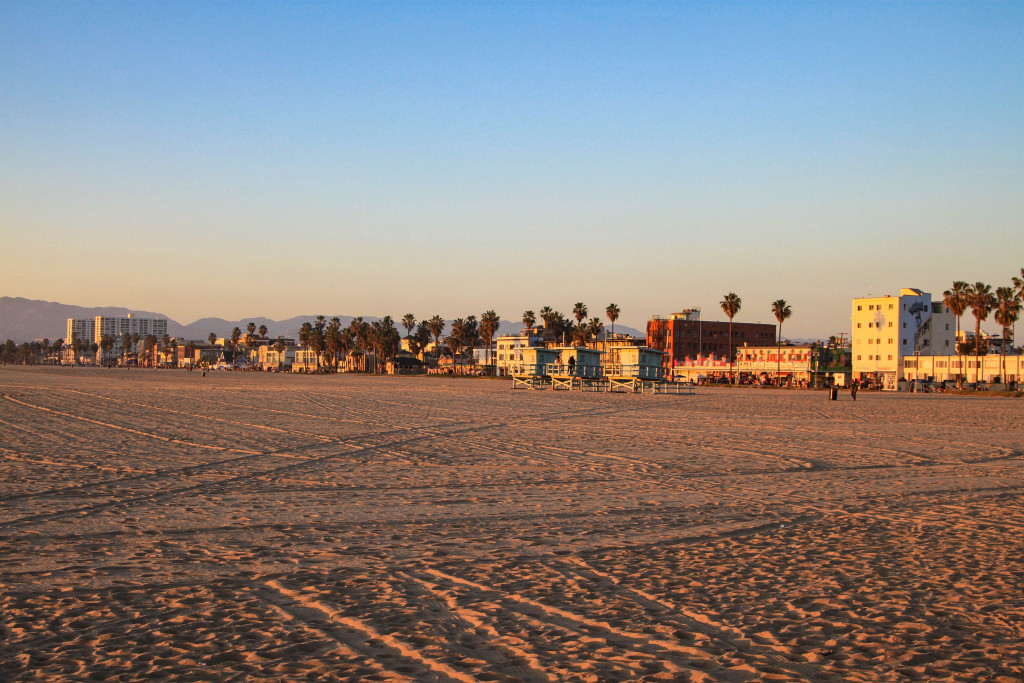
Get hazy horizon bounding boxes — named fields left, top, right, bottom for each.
left=3, top=3, right=1021, bottom=337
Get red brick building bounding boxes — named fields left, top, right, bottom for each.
left=647, top=310, right=776, bottom=369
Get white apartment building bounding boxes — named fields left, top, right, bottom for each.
left=66, top=315, right=168, bottom=345
left=66, top=318, right=96, bottom=344
left=494, top=331, right=544, bottom=375
left=851, top=288, right=955, bottom=389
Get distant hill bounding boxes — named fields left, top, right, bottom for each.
left=0, top=297, right=174, bottom=343
left=0, top=297, right=644, bottom=343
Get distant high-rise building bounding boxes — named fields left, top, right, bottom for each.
left=66, top=314, right=168, bottom=345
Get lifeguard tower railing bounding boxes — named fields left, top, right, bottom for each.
left=545, top=363, right=602, bottom=378
left=602, top=363, right=665, bottom=381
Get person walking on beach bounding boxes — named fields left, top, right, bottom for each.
left=851, top=379, right=859, bottom=401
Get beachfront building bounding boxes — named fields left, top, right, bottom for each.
left=851, top=288, right=956, bottom=390
left=67, top=315, right=168, bottom=347
left=903, top=354, right=1021, bottom=387
left=258, top=343, right=295, bottom=370
left=647, top=309, right=775, bottom=372
left=494, top=330, right=545, bottom=376
left=292, top=348, right=319, bottom=373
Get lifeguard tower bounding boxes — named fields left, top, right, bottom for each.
left=548, top=347, right=604, bottom=390
left=511, top=347, right=560, bottom=389
left=605, top=347, right=688, bottom=393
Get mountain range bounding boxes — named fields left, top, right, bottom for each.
left=0, top=297, right=644, bottom=343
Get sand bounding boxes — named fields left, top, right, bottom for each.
left=1, top=366, right=1023, bottom=682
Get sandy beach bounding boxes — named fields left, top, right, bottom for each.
left=1, top=366, right=1023, bottom=681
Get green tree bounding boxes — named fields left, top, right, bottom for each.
left=968, top=282, right=995, bottom=386
left=573, top=302, right=588, bottom=325
left=720, top=293, right=742, bottom=383
left=298, top=322, right=313, bottom=372
left=539, top=306, right=554, bottom=330
left=943, top=281, right=970, bottom=388
left=121, top=334, right=133, bottom=366
left=588, top=316, right=604, bottom=342
left=427, top=315, right=446, bottom=365
left=995, top=287, right=1020, bottom=385
left=522, top=310, right=536, bottom=330
left=273, top=338, right=287, bottom=371
left=480, top=310, right=500, bottom=370
left=448, top=318, right=468, bottom=373
left=402, top=313, right=416, bottom=340
left=100, top=334, right=115, bottom=365
left=258, top=324, right=268, bottom=339
left=771, top=299, right=792, bottom=384
left=605, top=303, right=620, bottom=339
left=230, top=327, right=242, bottom=364
left=144, top=334, right=158, bottom=368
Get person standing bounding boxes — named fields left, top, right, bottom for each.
left=851, top=378, right=859, bottom=401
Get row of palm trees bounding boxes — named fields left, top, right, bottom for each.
left=942, top=272, right=1024, bottom=386
left=716, top=293, right=793, bottom=382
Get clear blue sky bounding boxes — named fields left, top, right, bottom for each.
left=2, top=1, right=1021, bottom=337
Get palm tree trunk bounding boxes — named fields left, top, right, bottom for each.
left=728, top=317, right=734, bottom=384
left=975, top=319, right=981, bottom=387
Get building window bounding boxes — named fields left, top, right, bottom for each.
left=868, top=339, right=873, bottom=344
left=890, top=304, right=894, bottom=310
left=903, top=322, right=907, bottom=328
left=868, top=322, right=873, bottom=328
left=888, top=322, right=893, bottom=327
left=857, top=305, right=862, bottom=311
left=888, top=355, right=893, bottom=360
left=902, top=339, right=907, bottom=345
left=857, top=323, right=861, bottom=328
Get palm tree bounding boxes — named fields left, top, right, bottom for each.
left=244, top=332, right=257, bottom=367
left=402, top=313, right=416, bottom=340
left=273, top=338, right=287, bottom=371
left=995, top=287, right=1021, bottom=386
left=448, top=318, right=465, bottom=374
left=588, top=316, right=604, bottom=342
left=1012, top=268, right=1024, bottom=350
left=771, top=299, right=792, bottom=385
left=573, top=302, right=588, bottom=325
left=426, top=315, right=446, bottom=365
left=144, top=334, right=158, bottom=368
left=605, top=303, right=620, bottom=340
left=230, top=327, right=242, bottom=365
left=522, top=310, right=536, bottom=331
left=539, top=306, right=554, bottom=331
left=479, top=310, right=500, bottom=369
left=720, top=293, right=742, bottom=384
left=942, top=281, right=970, bottom=388
left=968, top=282, right=995, bottom=387
left=121, top=334, right=133, bottom=366
left=99, top=334, right=114, bottom=365
left=258, top=324, right=268, bottom=339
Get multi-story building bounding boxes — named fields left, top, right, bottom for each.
left=646, top=309, right=776, bottom=371
left=850, top=288, right=956, bottom=389
left=66, top=314, right=168, bottom=346
left=494, top=329, right=545, bottom=375
left=66, top=318, right=96, bottom=345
